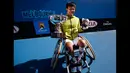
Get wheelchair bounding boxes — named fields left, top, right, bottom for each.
left=49, top=14, right=96, bottom=73
left=50, top=36, right=96, bottom=73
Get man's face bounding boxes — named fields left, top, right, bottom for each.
left=66, top=6, right=76, bottom=16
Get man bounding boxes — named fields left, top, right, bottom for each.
left=57, top=2, right=89, bottom=62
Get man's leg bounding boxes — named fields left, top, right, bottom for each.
left=77, top=37, right=86, bottom=49
left=65, top=39, right=77, bottom=62
left=65, top=41, right=74, bottom=56
left=75, top=37, right=86, bottom=62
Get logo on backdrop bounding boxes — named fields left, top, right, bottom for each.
left=103, top=21, right=112, bottom=26
left=81, top=18, right=98, bottom=29
left=22, top=10, right=55, bottom=18
left=39, top=22, right=45, bottom=30
left=33, top=20, right=50, bottom=35
left=14, top=25, right=19, bottom=34
left=88, top=20, right=98, bottom=28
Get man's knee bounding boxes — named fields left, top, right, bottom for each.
left=78, top=39, right=86, bottom=48
left=65, top=42, right=73, bottom=52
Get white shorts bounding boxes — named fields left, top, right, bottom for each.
left=64, top=37, right=82, bottom=46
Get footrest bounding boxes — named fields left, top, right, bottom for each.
left=70, top=61, right=82, bottom=68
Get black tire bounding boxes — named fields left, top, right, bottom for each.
left=66, top=54, right=71, bottom=73
left=83, top=51, right=93, bottom=66
left=80, top=36, right=96, bottom=60
left=51, top=38, right=62, bottom=70
left=82, top=52, right=93, bottom=69
left=86, top=54, right=93, bottom=66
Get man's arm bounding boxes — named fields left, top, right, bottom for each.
left=78, top=18, right=90, bottom=33
left=78, top=18, right=84, bottom=33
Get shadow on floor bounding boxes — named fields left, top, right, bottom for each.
left=14, top=56, right=67, bottom=73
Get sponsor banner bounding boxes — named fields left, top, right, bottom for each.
left=81, top=18, right=116, bottom=32
left=33, top=19, right=50, bottom=35
left=14, top=18, right=116, bottom=40
left=14, top=22, right=38, bottom=40
left=14, top=21, right=51, bottom=40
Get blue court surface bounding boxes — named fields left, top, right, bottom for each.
left=14, top=30, right=116, bottom=73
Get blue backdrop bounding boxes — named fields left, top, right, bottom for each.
left=14, top=0, right=116, bottom=21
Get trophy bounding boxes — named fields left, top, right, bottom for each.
left=49, top=14, right=67, bottom=25
left=49, top=14, right=68, bottom=38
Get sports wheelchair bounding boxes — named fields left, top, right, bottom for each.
left=50, top=36, right=96, bottom=73
left=49, top=14, right=96, bottom=73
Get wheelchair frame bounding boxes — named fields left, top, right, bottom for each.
left=51, top=36, right=96, bottom=73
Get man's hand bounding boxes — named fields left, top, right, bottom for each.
left=81, top=18, right=89, bottom=30
left=81, top=18, right=98, bottom=30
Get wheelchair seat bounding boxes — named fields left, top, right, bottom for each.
left=73, top=45, right=79, bottom=50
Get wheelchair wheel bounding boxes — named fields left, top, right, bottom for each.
left=51, top=38, right=62, bottom=70
left=83, top=52, right=93, bottom=67
left=65, top=54, right=71, bottom=73
left=80, top=36, right=96, bottom=60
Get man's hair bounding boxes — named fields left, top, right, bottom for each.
left=66, top=2, right=76, bottom=8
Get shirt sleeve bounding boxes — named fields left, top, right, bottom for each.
left=78, top=19, right=84, bottom=32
